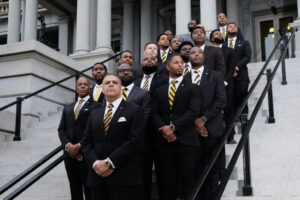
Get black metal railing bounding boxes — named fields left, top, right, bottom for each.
left=187, top=29, right=294, bottom=200
left=0, top=52, right=122, bottom=140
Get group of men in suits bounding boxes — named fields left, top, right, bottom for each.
left=58, top=12, right=251, bottom=200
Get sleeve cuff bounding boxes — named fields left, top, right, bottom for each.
left=107, top=157, right=116, bottom=169
left=65, top=143, right=71, bottom=151
left=235, top=66, right=239, bottom=71
left=93, top=160, right=100, bottom=168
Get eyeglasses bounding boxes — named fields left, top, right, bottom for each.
left=118, top=69, right=133, bottom=73
left=77, top=83, right=89, bottom=86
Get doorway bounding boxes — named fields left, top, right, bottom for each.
left=254, top=12, right=296, bottom=62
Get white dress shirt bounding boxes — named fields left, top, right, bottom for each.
left=140, top=72, right=156, bottom=91
left=73, top=95, right=90, bottom=112
left=184, top=62, right=192, bottom=73
left=199, top=44, right=205, bottom=51
left=122, top=83, right=134, bottom=97
left=191, top=67, right=204, bottom=85
left=160, top=48, right=170, bottom=58
left=92, top=84, right=102, bottom=96
left=168, top=75, right=183, bottom=95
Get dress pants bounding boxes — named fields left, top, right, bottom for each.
left=234, top=80, right=249, bottom=115
left=198, top=137, right=226, bottom=200
left=154, top=140, right=200, bottom=200
left=225, top=85, right=236, bottom=141
left=64, top=157, right=91, bottom=200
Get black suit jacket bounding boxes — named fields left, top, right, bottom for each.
left=58, top=97, right=100, bottom=157
left=156, top=48, right=173, bottom=75
left=152, top=78, right=202, bottom=147
left=224, top=38, right=252, bottom=82
left=81, top=100, right=145, bottom=187
left=134, top=72, right=169, bottom=97
left=186, top=67, right=226, bottom=138
left=89, top=85, right=105, bottom=104
left=221, top=45, right=236, bottom=87
left=204, top=45, right=226, bottom=75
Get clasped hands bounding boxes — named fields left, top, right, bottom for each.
left=66, top=143, right=83, bottom=161
left=93, top=160, right=114, bottom=177
left=159, top=125, right=177, bottom=143
left=194, top=118, right=208, bottom=137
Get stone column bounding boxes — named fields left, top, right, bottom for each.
left=24, top=0, right=37, bottom=41
left=140, top=0, right=152, bottom=57
left=200, top=0, right=217, bottom=34
left=7, top=0, right=21, bottom=43
left=94, top=0, right=112, bottom=52
left=226, top=0, right=239, bottom=24
left=122, top=0, right=134, bottom=51
left=58, top=17, right=69, bottom=55
left=298, top=0, right=300, bottom=18
left=289, top=0, right=300, bottom=57
left=176, top=0, right=191, bottom=36
left=74, top=0, right=90, bottom=54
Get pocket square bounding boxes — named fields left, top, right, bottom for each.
left=84, top=108, right=89, bottom=111
left=118, top=117, right=126, bottom=122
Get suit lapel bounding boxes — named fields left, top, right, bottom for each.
left=199, top=67, right=209, bottom=90
left=173, top=79, right=186, bottom=108
left=127, top=85, right=137, bottom=101
left=204, top=46, right=209, bottom=58
left=106, top=100, right=126, bottom=135
left=77, top=97, right=92, bottom=120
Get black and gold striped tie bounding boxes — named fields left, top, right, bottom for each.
left=122, top=87, right=128, bottom=101
left=194, top=70, right=201, bottom=85
left=169, top=80, right=178, bottom=110
left=184, top=64, right=189, bottom=75
left=93, top=85, right=101, bottom=101
left=143, top=75, right=150, bottom=90
left=103, top=103, right=113, bottom=136
left=229, top=38, right=233, bottom=49
left=74, top=98, right=84, bottom=120
left=161, top=51, right=166, bottom=63
left=222, top=27, right=226, bottom=41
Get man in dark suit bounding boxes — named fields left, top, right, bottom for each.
left=178, top=41, right=194, bottom=76
left=81, top=74, right=145, bottom=200
left=210, top=29, right=237, bottom=143
left=90, top=63, right=108, bottom=104
left=225, top=22, right=251, bottom=117
left=134, top=55, right=168, bottom=199
left=118, top=50, right=134, bottom=67
left=157, top=33, right=173, bottom=75
left=152, top=55, right=202, bottom=199
left=187, top=47, right=226, bottom=200
left=191, top=26, right=225, bottom=75
left=58, top=76, right=100, bottom=200
left=217, top=13, right=244, bottom=41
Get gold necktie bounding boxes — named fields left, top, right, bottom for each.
left=222, top=27, right=226, bottom=41
left=229, top=38, right=233, bottom=49
left=161, top=51, right=166, bottom=63
left=74, top=98, right=84, bottom=120
left=93, top=85, right=101, bottom=101
left=143, top=75, right=150, bottom=90
left=169, top=80, right=178, bottom=110
left=184, top=64, right=189, bottom=75
left=103, top=104, right=113, bottom=136
left=194, top=70, right=201, bottom=85
left=122, top=87, right=128, bottom=101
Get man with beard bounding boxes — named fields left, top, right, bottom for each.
left=165, top=30, right=174, bottom=42
left=152, top=55, right=202, bottom=199
left=178, top=19, right=197, bottom=43
left=178, top=41, right=194, bottom=76
left=170, top=37, right=182, bottom=54
left=90, top=63, right=108, bottom=104
left=217, top=13, right=244, bottom=41
left=118, top=50, right=134, bottom=66
left=191, top=26, right=225, bottom=75
left=210, top=29, right=236, bottom=143
left=225, top=22, right=251, bottom=128
left=117, top=63, right=152, bottom=200
left=157, top=33, right=173, bottom=74
left=186, top=47, right=226, bottom=200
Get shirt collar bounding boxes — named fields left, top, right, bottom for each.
left=77, top=95, right=90, bottom=102
left=200, top=44, right=205, bottom=51
left=144, top=72, right=156, bottom=78
left=169, top=75, right=183, bottom=84
left=191, top=66, right=204, bottom=73
left=106, top=96, right=123, bottom=108
left=123, top=83, right=134, bottom=91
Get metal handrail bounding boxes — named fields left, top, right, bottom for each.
left=0, top=52, right=122, bottom=112
left=188, top=29, right=294, bottom=200
left=0, top=145, right=62, bottom=195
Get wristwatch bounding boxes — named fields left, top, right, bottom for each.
left=201, top=116, right=208, bottom=123
left=104, top=159, right=111, bottom=168
left=170, top=123, right=176, bottom=131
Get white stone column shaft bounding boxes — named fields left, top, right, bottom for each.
left=200, top=0, right=217, bottom=33
left=7, top=0, right=21, bottom=43
left=24, top=0, right=37, bottom=41
left=297, top=0, right=300, bottom=18
left=176, top=0, right=191, bottom=36
left=226, top=0, right=239, bottom=24
left=122, top=1, right=134, bottom=51
left=74, top=0, right=90, bottom=53
left=140, top=0, right=151, bottom=56
left=58, top=17, right=69, bottom=55
left=95, top=0, right=112, bottom=51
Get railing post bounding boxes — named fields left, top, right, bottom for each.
left=279, top=29, right=288, bottom=85
left=291, top=27, right=296, bottom=58
left=75, top=71, right=80, bottom=99
left=266, top=69, right=275, bottom=123
left=13, top=97, right=22, bottom=141
left=241, top=114, right=253, bottom=196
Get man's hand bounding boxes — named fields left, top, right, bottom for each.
left=198, top=126, right=208, bottom=137
left=159, top=126, right=176, bottom=142
left=233, top=70, right=238, bottom=77
left=194, top=118, right=205, bottom=130
left=93, top=160, right=114, bottom=177
left=163, top=133, right=177, bottom=143
left=66, top=143, right=80, bottom=158
left=75, top=153, right=83, bottom=161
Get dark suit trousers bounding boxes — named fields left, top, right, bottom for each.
left=64, top=158, right=91, bottom=200
left=234, top=80, right=249, bottom=114
left=91, top=183, right=143, bottom=200
left=197, top=137, right=226, bottom=200
left=225, top=86, right=236, bottom=141
left=154, top=141, right=200, bottom=200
